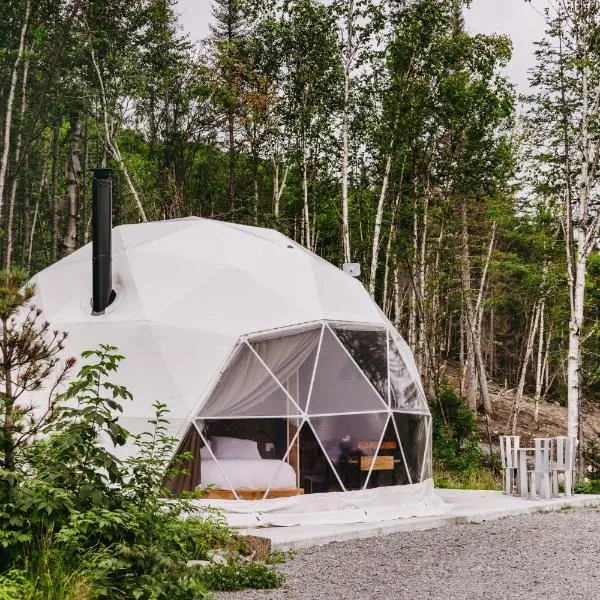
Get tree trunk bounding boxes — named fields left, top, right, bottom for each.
left=368, top=151, right=393, bottom=297
left=272, top=156, right=288, bottom=219
left=302, top=148, right=311, bottom=250
left=510, top=302, right=541, bottom=434
left=5, top=43, right=31, bottom=269
left=568, top=241, right=586, bottom=440
left=50, top=121, right=59, bottom=262
left=460, top=198, right=478, bottom=411
left=62, top=111, right=83, bottom=254
left=341, top=61, right=351, bottom=264
left=534, top=285, right=547, bottom=426
left=86, top=22, right=147, bottom=222
left=0, top=0, right=30, bottom=224
left=340, top=0, right=355, bottom=265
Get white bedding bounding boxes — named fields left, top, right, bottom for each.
left=200, top=458, right=296, bottom=490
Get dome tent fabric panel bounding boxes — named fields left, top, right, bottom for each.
left=305, top=326, right=389, bottom=414
left=199, top=342, right=303, bottom=418
left=28, top=217, right=432, bottom=482
left=329, top=325, right=389, bottom=404
left=249, top=327, right=322, bottom=412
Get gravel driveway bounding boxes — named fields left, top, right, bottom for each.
left=218, top=507, right=600, bottom=600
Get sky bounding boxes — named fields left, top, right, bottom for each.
left=175, top=0, right=551, bottom=95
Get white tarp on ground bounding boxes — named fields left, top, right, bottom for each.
left=191, top=479, right=448, bottom=528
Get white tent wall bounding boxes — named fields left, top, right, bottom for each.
left=26, top=217, right=445, bottom=525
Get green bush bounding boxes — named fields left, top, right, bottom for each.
left=431, top=385, right=482, bottom=475
left=0, top=345, right=283, bottom=599
left=199, top=563, right=284, bottom=592
left=574, top=480, right=600, bottom=495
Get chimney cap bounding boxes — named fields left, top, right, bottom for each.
left=92, top=167, right=113, bottom=179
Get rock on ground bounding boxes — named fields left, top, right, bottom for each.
left=218, top=507, right=600, bottom=600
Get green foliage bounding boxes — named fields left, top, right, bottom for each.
left=434, top=468, right=502, bottom=491
left=199, top=562, right=284, bottom=592
left=573, top=480, right=600, bottom=495
left=0, top=570, right=33, bottom=600
left=0, top=345, right=282, bottom=598
left=431, top=385, right=483, bottom=475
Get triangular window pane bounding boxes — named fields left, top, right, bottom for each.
left=364, top=416, right=410, bottom=488
left=309, top=413, right=389, bottom=491
left=331, top=326, right=389, bottom=404
left=307, top=327, right=388, bottom=414
left=260, top=418, right=304, bottom=497
left=201, top=344, right=300, bottom=418
left=300, top=421, right=344, bottom=493
left=393, top=413, right=431, bottom=483
left=251, top=327, right=321, bottom=411
left=389, top=332, right=427, bottom=410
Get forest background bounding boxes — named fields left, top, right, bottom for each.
left=2, top=0, right=600, bottom=473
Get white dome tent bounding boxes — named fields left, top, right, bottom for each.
left=30, top=216, right=446, bottom=526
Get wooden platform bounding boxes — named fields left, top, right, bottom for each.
left=205, top=488, right=304, bottom=500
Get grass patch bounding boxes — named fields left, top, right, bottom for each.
left=434, top=467, right=503, bottom=491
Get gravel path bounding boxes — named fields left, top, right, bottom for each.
left=218, top=507, right=600, bottom=600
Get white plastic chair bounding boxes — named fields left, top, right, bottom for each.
left=552, top=436, right=576, bottom=497
left=499, top=435, right=520, bottom=495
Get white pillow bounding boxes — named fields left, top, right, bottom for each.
left=211, top=436, right=261, bottom=460
left=199, top=445, right=212, bottom=460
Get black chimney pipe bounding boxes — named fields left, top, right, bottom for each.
left=92, top=168, right=115, bottom=315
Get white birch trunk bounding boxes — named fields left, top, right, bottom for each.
left=62, top=112, right=83, bottom=254
left=510, top=302, right=541, bottom=434
left=5, top=43, right=30, bottom=268
left=272, top=157, right=288, bottom=219
left=0, top=0, right=30, bottom=223
left=340, top=0, right=355, bottom=265
left=302, top=149, right=311, bottom=250
left=87, top=22, right=147, bottom=222
left=568, top=240, right=586, bottom=440
left=341, top=63, right=351, bottom=264
left=368, top=151, right=393, bottom=297
left=460, top=199, right=478, bottom=411
left=534, top=298, right=545, bottom=426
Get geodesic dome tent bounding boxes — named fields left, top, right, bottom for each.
left=29, top=217, right=439, bottom=524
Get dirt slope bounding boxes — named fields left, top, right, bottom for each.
left=477, top=381, right=600, bottom=448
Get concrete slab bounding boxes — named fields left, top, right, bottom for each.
left=238, top=489, right=600, bottom=550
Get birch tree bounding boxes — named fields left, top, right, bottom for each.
left=526, top=1, right=600, bottom=451
left=0, top=0, right=30, bottom=225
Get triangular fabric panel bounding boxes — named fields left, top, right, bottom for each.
left=250, top=327, right=322, bottom=412
left=364, top=416, right=411, bottom=488
left=259, top=418, right=305, bottom=496
left=307, top=327, right=389, bottom=414
left=309, top=412, right=389, bottom=491
left=200, top=344, right=301, bottom=418
left=331, top=326, right=389, bottom=404
left=300, top=421, right=344, bottom=493
left=388, top=331, right=428, bottom=411
left=393, top=412, right=430, bottom=483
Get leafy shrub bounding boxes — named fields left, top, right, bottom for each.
left=199, top=562, right=284, bottom=592
left=574, top=480, right=600, bottom=495
left=431, top=385, right=482, bottom=475
left=0, top=570, right=33, bottom=600
left=0, top=345, right=282, bottom=598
